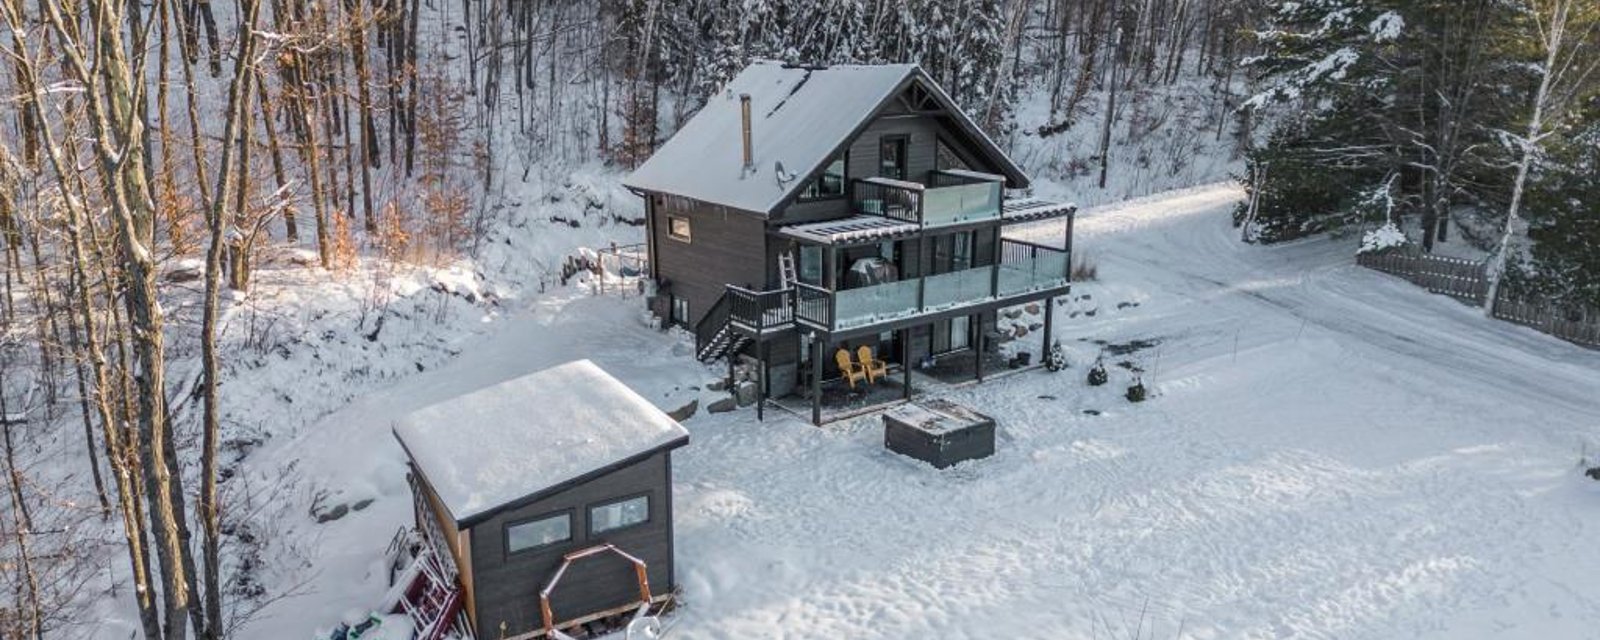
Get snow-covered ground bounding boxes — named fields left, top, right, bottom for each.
left=228, top=183, right=1600, bottom=639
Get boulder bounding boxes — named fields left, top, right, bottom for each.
left=1024, top=303, right=1041, bottom=315
left=667, top=399, right=698, bottom=422
left=707, top=397, right=738, bottom=413
left=734, top=381, right=759, bottom=407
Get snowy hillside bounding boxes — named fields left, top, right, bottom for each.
left=225, top=184, right=1600, bottom=639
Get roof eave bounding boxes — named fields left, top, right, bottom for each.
left=451, top=433, right=690, bottom=529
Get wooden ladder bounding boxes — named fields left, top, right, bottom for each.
left=778, top=250, right=798, bottom=290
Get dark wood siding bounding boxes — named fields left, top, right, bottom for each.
left=649, top=194, right=768, bottom=326
left=467, top=451, right=675, bottom=637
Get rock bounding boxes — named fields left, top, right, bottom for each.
left=1083, top=409, right=1102, bottom=416
left=1085, top=309, right=1098, bottom=317
left=708, top=397, right=738, bottom=413
left=1003, top=310, right=1024, bottom=320
left=164, top=260, right=204, bottom=283
left=1028, top=322, right=1043, bottom=331
left=1012, top=325, right=1029, bottom=339
left=734, top=381, right=759, bottom=407
left=667, top=399, right=698, bottom=422
left=706, top=379, right=730, bottom=392
left=351, top=498, right=374, bottom=512
left=1587, top=466, right=1600, bottom=481
left=1025, top=303, right=1041, bottom=315
left=1116, top=301, right=1141, bottom=309
left=314, top=503, right=349, bottom=524
left=1037, top=394, right=1057, bottom=400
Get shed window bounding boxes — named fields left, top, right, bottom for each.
left=589, top=495, right=649, bottom=534
left=507, top=512, right=571, bottom=554
left=668, top=216, right=691, bottom=242
left=798, top=153, right=846, bottom=201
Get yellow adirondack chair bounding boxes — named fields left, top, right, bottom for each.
left=835, top=349, right=867, bottom=390
left=858, top=345, right=888, bottom=384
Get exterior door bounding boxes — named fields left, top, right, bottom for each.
left=931, top=315, right=972, bottom=354
left=879, top=135, right=908, bottom=180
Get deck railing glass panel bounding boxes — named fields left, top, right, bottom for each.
left=998, top=239, right=1070, bottom=296
left=923, top=182, right=1001, bottom=227
left=834, top=279, right=922, bottom=330
left=922, top=266, right=994, bottom=311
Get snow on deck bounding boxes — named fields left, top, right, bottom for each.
left=777, top=215, right=922, bottom=245
left=624, top=61, right=915, bottom=214
left=393, top=359, right=689, bottom=523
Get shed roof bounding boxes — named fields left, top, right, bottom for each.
left=393, top=360, right=689, bottom=525
left=623, top=61, right=1029, bottom=215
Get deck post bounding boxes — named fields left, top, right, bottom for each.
left=1042, top=295, right=1055, bottom=355
left=810, top=333, right=824, bottom=426
left=975, top=315, right=986, bottom=382
left=756, top=339, right=766, bottom=422
left=900, top=327, right=912, bottom=400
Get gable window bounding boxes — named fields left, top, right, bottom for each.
left=589, top=494, right=650, bottom=534
left=798, top=153, right=847, bottom=201
left=667, top=215, right=691, bottom=242
left=879, top=135, right=908, bottom=180
left=935, top=138, right=971, bottom=172
left=506, top=511, right=571, bottom=554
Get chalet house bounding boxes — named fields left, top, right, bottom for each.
left=624, top=61, right=1075, bottom=424
left=394, top=360, right=689, bottom=639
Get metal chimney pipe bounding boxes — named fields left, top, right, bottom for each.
left=740, top=93, right=753, bottom=169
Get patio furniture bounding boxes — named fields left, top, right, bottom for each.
left=835, top=349, right=867, bottom=390
left=857, top=345, right=888, bottom=383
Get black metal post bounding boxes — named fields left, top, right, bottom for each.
left=975, top=317, right=986, bottom=382
left=1042, top=295, right=1055, bottom=355
left=810, top=334, right=824, bottom=426
left=757, top=339, right=766, bottom=422
left=900, top=327, right=912, bottom=401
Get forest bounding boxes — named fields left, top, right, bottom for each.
left=0, top=0, right=1594, bottom=637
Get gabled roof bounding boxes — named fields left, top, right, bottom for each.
left=393, top=360, right=689, bottom=526
left=623, top=61, right=1029, bottom=215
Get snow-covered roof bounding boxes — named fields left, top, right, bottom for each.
left=624, top=61, right=1028, bottom=215
left=393, top=360, right=689, bottom=525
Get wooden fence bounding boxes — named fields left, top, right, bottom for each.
left=1356, top=249, right=1600, bottom=348
left=1356, top=250, right=1488, bottom=302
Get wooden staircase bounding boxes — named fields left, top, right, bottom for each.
left=695, top=292, right=751, bottom=363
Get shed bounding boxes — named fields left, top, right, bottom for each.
left=393, top=360, right=690, bottom=639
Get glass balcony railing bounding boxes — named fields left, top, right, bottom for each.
left=923, top=181, right=1001, bottom=227
left=834, top=279, right=923, bottom=329
left=998, top=240, right=1070, bottom=296
left=922, top=266, right=993, bottom=311
left=780, top=239, right=1070, bottom=332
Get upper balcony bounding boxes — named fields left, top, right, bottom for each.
left=791, top=237, right=1071, bottom=334
left=838, top=170, right=1076, bottom=236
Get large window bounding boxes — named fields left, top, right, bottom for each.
left=589, top=495, right=650, bottom=534
left=879, top=135, right=908, bottom=180
left=798, top=154, right=846, bottom=201
left=799, top=245, right=823, bottom=285
left=506, top=512, right=571, bottom=554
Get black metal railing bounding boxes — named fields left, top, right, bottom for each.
left=727, top=285, right=795, bottom=332
left=794, top=282, right=834, bottom=329
left=850, top=177, right=923, bottom=224
left=694, top=291, right=733, bottom=356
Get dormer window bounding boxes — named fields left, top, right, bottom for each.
left=798, top=153, right=847, bottom=201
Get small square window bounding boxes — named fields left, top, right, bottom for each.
left=507, top=512, right=571, bottom=554
left=668, top=216, right=691, bottom=242
left=589, top=495, right=649, bottom=534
